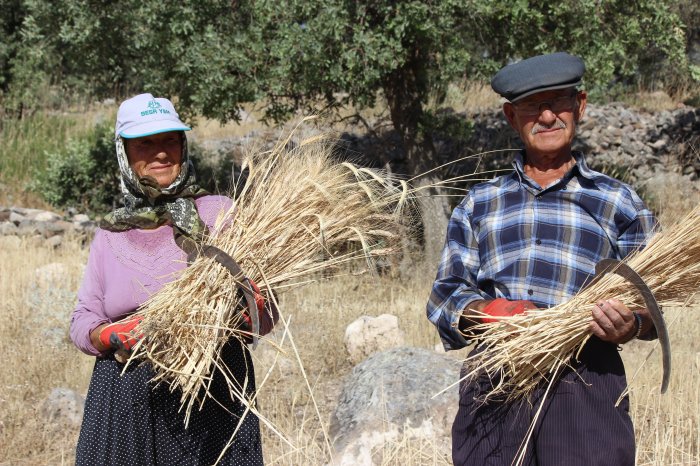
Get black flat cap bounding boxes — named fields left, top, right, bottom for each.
left=491, top=52, right=585, bottom=102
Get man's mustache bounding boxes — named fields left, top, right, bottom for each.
left=531, top=119, right=566, bottom=135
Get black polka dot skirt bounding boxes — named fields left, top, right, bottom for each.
left=76, top=340, right=264, bottom=465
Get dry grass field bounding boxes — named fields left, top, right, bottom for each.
left=1, top=198, right=699, bottom=465
left=1, top=88, right=698, bottom=465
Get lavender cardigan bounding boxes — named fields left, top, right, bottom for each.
left=70, top=195, right=233, bottom=356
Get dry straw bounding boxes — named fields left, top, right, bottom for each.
left=126, top=120, right=416, bottom=425
left=461, top=204, right=700, bottom=403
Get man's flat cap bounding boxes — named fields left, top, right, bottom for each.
left=491, top=52, right=585, bottom=102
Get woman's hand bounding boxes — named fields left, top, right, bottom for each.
left=90, top=316, right=144, bottom=353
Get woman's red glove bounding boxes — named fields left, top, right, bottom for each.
left=240, top=279, right=266, bottom=329
left=98, top=316, right=143, bottom=351
left=480, top=298, right=538, bottom=324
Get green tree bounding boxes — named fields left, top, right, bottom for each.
left=231, top=0, right=690, bottom=173
left=120, top=0, right=686, bottom=174
left=3, top=0, right=694, bottom=174
left=0, top=0, right=52, bottom=118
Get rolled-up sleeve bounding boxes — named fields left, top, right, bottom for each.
left=70, top=231, right=109, bottom=356
left=426, top=197, right=486, bottom=351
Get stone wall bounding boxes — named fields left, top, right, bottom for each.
left=0, top=207, right=96, bottom=248
left=463, top=103, right=700, bottom=186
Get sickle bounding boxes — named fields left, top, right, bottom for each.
left=175, top=234, right=260, bottom=349
left=590, top=258, right=671, bottom=394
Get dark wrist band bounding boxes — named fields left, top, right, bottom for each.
left=632, top=312, right=643, bottom=339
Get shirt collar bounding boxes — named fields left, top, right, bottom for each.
left=511, top=150, right=598, bottom=188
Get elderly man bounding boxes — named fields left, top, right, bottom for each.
left=426, top=52, right=657, bottom=465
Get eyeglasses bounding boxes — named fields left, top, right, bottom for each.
left=512, top=94, right=578, bottom=116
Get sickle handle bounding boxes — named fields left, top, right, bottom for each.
left=593, top=258, right=671, bottom=394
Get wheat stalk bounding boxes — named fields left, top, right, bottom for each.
left=127, top=126, right=417, bottom=425
left=461, top=204, right=700, bottom=403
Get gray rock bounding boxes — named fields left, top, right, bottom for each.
left=330, top=347, right=460, bottom=459
left=40, top=388, right=85, bottom=428
left=73, top=219, right=96, bottom=231
left=42, top=220, right=72, bottom=238
left=0, top=221, right=18, bottom=235
left=651, top=139, right=668, bottom=150
left=33, top=211, right=61, bottom=222
left=9, top=211, right=25, bottom=225
left=12, top=207, right=41, bottom=216
left=344, top=314, right=405, bottom=364
left=17, top=220, right=39, bottom=236
left=72, top=214, right=90, bottom=223
left=46, top=235, right=63, bottom=248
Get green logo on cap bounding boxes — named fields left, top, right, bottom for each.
left=141, top=99, right=171, bottom=117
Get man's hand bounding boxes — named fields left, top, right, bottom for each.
left=590, top=299, right=639, bottom=344
left=479, top=298, right=538, bottom=324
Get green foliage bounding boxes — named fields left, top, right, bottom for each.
left=29, top=121, right=235, bottom=212
left=32, top=122, right=120, bottom=213
left=466, top=0, right=691, bottom=93
left=1, top=0, right=697, bottom=177
left=2, top=1, right=696, bottom=115
left=426, top=111, right=474, bottom=145
left=188, top=142, right=236, bottom=195
left=234, top=1, right=473, bottom=121
left=0, top=0, right=53, bottom=117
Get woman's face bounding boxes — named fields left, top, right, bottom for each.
left=125, top=131, right=183, bottom=187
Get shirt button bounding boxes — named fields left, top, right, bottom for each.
left=528, top=289, right=534, bottom=295
left=536, top=239, right=542, bottom=245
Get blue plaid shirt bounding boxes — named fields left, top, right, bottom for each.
left=427, top=151, right=657, bottom=350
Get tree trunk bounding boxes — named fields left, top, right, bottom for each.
left=381, top=50, right=435, bottom=176
left=382, top=53, right=451, bottom=265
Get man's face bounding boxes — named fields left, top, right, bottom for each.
left=125, top=131, right=183, bottom=187
left=503, top=89, right=587, bottom=158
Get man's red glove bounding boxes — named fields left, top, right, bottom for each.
left=99, top=316, right=143, bottom=351
left=480, top=298, right=538, bottom=324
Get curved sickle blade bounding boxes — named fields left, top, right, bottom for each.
left=174, top=233, right=260, bottom=348
left=200, top=245, right=260, bottom=349
left=594, top=258, right=671, bottom=394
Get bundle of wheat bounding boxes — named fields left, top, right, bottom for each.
left=127, top=126, right=415, bottom=424
left=461, top=204, right=700, bottom=403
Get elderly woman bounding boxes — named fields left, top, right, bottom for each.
left=70, top=93, right=269, bottom=465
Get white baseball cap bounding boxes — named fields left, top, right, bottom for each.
left=115, top=93, right=191, bottom=139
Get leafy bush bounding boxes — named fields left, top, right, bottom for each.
left=32, top=121, right=120, bottom=214
left=188, top=142, right=236, bottom=195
